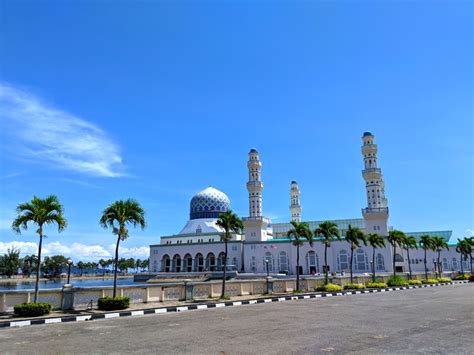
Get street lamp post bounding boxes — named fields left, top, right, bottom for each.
left=67, top=259, right=73, bottom=284
left=265, top=259, right=269, bottom=294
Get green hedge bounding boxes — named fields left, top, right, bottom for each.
left=454, top=274, right=470, bottom=280
left=408, top=280, right=422, bottom=285
left=387, top=275, right=409, bottom=287
left=421, top=279, right=438, bottom=284
left=343, top=283, right=366, bottom=290
left=14, top=302, right=52, bottom=317
left=316, top=283, right=342, bottom=292
left=97, top=297, right=130, bottom=311
left=436, top=277, right=452, bottom=283
left=366, top=282, right=388, bottom=288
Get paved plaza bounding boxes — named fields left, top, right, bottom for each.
left=1, top=283, right=472, bottom=354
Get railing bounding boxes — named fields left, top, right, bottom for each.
left=362, top=168, right=381, bottom=174
left=242, top=216, right=270, bottom=223
left=362, top=207, right=389, bottom=214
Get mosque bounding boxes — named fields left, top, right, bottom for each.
left=149, top=133, right=465, bottom=275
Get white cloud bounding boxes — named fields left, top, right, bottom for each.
left=0, top=240, right=149, bottom=261
left=0, top=83, right=124, bottom=177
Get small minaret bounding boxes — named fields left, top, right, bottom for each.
left=290, top=181, right=301, bottom=222
left=361, top=132, right=389, bottom=236
left=243, top=148, right=270, bottom=241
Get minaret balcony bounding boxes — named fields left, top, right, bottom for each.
left=243, top=216, right=270, bottom=224
left=362, top=207, right=389, bottom=216
left=362, top=168, right=381, bottom=179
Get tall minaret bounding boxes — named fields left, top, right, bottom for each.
left=290, top=181, right=302, bottom=222
left=243, top=148, right=270, bottom=241
left=361, top=132, right=389, bottom=236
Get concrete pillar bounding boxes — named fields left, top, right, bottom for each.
left=61, top=285, right=74, bottom=311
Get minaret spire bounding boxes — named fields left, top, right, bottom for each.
left=361, top=132, right=389, bottom=236
left=290, top=181, right=301, bottom=222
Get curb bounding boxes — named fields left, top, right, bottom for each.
left=0, top=280, right=468, bottom=329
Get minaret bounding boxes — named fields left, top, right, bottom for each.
left=243, top=148, right=270, bottom=241
left=290, top=181, right=301, bottom=222
left=361, top=132, right=389, bottom=236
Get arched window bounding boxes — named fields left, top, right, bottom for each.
left=172, top=254, right=181, bottom=272
left=195, top=253, right=204, bottom=272
left=196, top=225, right=202, bottom=234
left=452, top=257, right=458, bottom=270
left=355, top=249, right=369, bottom=271
left=306, top=250, right=319, bottom=274
left=279, top=252, right=288, bottom=273
left=264, top=252, right=274, bottom=272
left=376, top=253, right=385, bottom=271
left=162, top=254, right=170, bottom=272
left=443, top=258, right=448, bottom=271
left=338, top=250, right=349, bottom=271
left=232, top=257, right=238, bottom=270
left=250, top=256, right=256, bottom=272
left=217, top=252, right=226, bottom=271
left=183, top=253, right=192, bottom=272
left=395, top=253, right=404, bottom=262
left=206, top=253, right=215, bottom=271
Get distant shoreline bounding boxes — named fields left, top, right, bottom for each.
left=0, top=275, right=133, bottom=284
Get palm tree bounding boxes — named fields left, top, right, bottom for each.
left=432, top=236, right=449, bottom=278
left=314, top=221, right=340, bottom=285
left=287, top=221, right=313, bottom=291
left=387, top=230, right=405, bottom=277
left=344, top=225, right=368, bottom=283
left=401, top=235, right=418, bottom=280
left=419, top=235, right=435, bottom=280
left=466, top=237, right=474, bottom=273
left=100, top=199, right=146, bottom=298
left=216, top=210, right=243, bottom=299
left=367, top=233, right=385, bottom=283
left=11, top=195, right=67, bottom=302
left=456, top=239, right=469, bottom=276
left=99, top=259, right=108, bottom=276
left=77, top=261, right=85, bottom=276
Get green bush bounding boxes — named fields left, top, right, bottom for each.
left=436, top=277, right=452, bottom=283
left=387, top=275, right=409, bottom=287
left=316, top=283, right=343, bottom=292
left=97, top=296, right=130, bottom=311
left=454, top=274, right=470, bottom=280
left=421, top=279, right=438, bottom=284
left=14, top=302, right=52, bottom=317
left=366, top=282, right=388, bottom=288
left=408, top=280, right=422, bottom=285
left=343, top=283, right=366, bottom=290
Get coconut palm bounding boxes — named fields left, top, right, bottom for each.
left=401, top=235, right=418, bottom=280
left=314, top=221, right=340, bottom=285
left=11, top=195, right=67, bottom=302
left=432, top=236, right=449, bottom=278
left=100, top=199, right=146, bottom=298
left=467, top=237, right=474, bottom=273
left=387, top=230, right=405, bottom=277
left=455, top=238, right=469, bottom=276
left=367, top=233, right=385, bottom=283
left=344, top=225, right=367, bottom=283
left=216, top=210, right=243, bottom=298
left=419, top=235, right=435, bottom=280
left=287, top=221, right=313, bottom=291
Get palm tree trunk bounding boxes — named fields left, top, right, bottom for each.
left=34, top=228, right=43, bottom=303
left=437, top=251, right=441, bottom=278
left=296, top=243, right=300, bottom=291
left=407, top=247, right=412, bottom=280
left=372, top=247, right=376, bottom=283
left=221, top=239, right=228, bottom=299
left=470, top=253, right=473, bottom=273
left=113, top=235, right=121, bottom=298
left=324, top=243, right=328, bottom=285
left=392, top=243, right=396, bottom=277
left=424, top=248, right=428, bottom=280
left=460, top=255, right=464, bottom=276
left=350, top=243, right=354, bottom=284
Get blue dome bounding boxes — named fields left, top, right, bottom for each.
left=363, top=131, right=373, bottom=137
left=189, top=187, right=230, bottom=220
left=250, top=148, right=258, bottom=153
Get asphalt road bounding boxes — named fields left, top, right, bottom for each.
left=1, top=283, right=473, bottom=354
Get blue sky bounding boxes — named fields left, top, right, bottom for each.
left=0, top=1, right=472, bottom=260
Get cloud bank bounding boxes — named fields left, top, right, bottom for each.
left=0, top=83, right=124, bottom=177
left=0, top=241, right=149, bottom=262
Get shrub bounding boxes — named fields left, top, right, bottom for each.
left=387, top=275, right=408, bottom=287
left=343, top=283, right=366, bottom=290
left=454, top=274, right=469, bottom=280
left=366, top=282, right=388, bottom=288
left=421, top=279, right=438, bottom=284
left=97, top=296, right=130, bottom=311
left=316, top=283, right=343, bottom=292
left=408, top=280, right=422, bottom=285
left=436, top=277, right=452, bottom=283
left=14, top=302, right=52, bottom=317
